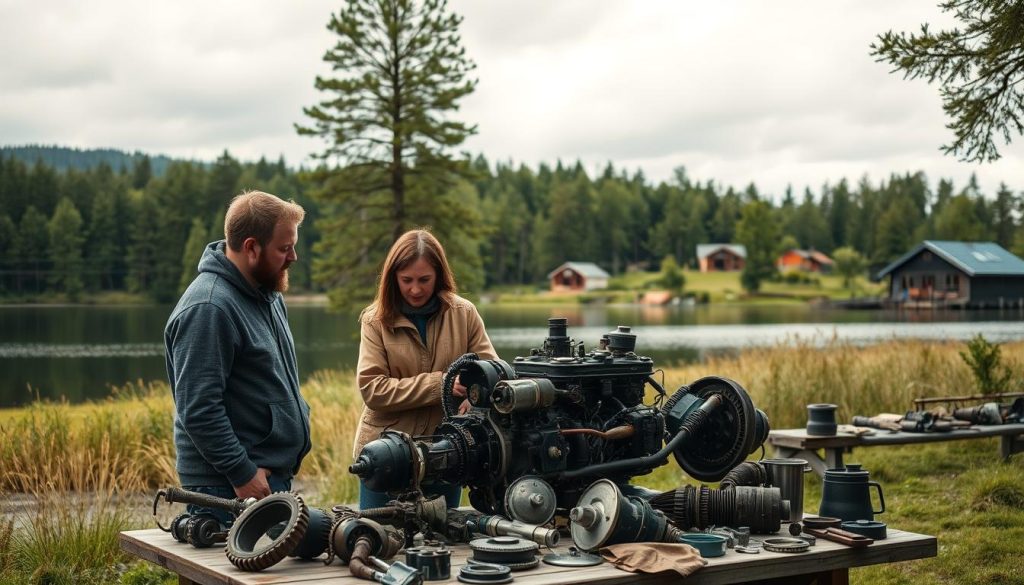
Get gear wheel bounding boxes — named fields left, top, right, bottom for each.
left=226, top=492, right=309, bottom=571
left=469, top=536, right=539, bottom=570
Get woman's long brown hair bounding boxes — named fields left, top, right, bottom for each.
left=369, top=229, right=458, bottom=326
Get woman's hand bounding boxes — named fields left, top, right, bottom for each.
left=458, top=399, right=472, bottom=415
left=453, top=374, right=467, bottom=399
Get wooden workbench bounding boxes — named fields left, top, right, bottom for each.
left=120, top=526, right=936, bottom=585
left=768, top=423, right=1024, bottom=477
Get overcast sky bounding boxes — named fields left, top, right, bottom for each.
left=2, top=0, right=1022, bottom=199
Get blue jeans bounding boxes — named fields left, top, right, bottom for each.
left=184, top=474, right=292, bottom=528
left=359, top=482, right=463, bottom=511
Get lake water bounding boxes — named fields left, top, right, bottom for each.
left=1, top=302, right=1022, bottom=407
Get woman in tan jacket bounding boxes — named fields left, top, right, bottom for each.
left=354, top=229, right=496, bottom=509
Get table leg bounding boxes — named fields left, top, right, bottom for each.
left=774, top=446, right=828, bottom=477
left=824, top=447, right=845, bottom=471
left=813, top=568, right=850, bottom=585
left=1000, top=433, right=1023, bottom=459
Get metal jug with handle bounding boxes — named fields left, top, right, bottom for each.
left=818, top=464, right=885, bottom=521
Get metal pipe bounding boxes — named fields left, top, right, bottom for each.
left=550, top=393, right=722, bottom=480
left=559, top=425, right=635, bottom=440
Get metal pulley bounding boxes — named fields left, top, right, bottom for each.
left=569, top=479, right=672, bottom=552
left=469, top=536, right=539, bottom=570
left=503, top=476, right=557, bottom=525
left=661, top=377, right=770, bottom=481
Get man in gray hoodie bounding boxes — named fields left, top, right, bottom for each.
left=165, top=190, right=311, bottom=524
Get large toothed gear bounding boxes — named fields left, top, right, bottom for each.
left=225, top=492, right=309, bottom=572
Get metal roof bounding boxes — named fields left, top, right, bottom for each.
left=696, top=244, right=747, bottom=259
left=546, top=261, right=611, bottom=279
left=787, top=249, right=834, bottom=265
left=876, top=240, right=1024, bottom=278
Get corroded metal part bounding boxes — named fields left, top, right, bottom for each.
left=225, top=492, right=309, bottom=571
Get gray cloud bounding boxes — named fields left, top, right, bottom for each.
left=0, top=0, right=1021, bottom=196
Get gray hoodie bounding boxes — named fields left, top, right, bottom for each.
left=165, top=241, right=311, bottom=487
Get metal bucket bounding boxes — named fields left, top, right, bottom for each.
left=762, top=458, right=809, bottom=523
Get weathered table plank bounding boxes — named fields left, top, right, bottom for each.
left=769, top=423, right=1024, bottom=476
left=120, top=526, right=936, bottom=585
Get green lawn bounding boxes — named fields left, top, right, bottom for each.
left=486, top=269, right=885, bottom=304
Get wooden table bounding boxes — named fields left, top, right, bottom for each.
left=120, top=526, right=936, bottom=585
left=768, top=423, right=1024, bottom=477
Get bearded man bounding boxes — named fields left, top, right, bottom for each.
left=164, top=190, right=311, bottom=525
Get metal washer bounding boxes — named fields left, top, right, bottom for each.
left=542, top=548, right=603, bottom=567
left=761, top=537, right=810, bottom=553
left=458, top=563, right=513, bottom=584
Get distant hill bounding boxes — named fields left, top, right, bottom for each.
left=0, top=145, right=192, bottom=176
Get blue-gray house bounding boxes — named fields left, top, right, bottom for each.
left=876, top=241, right=1024, bottom=308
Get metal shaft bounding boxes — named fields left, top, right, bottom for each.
left=158, top=487, right=248, bottom=516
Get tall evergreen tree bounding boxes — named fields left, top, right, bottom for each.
left=13, top=206, right=49, bottom=292
left=149, top=163, right=205, bottom=300
left=132, top=155, right=152, bottom=189
left=710, top=189, right=741, bottom=243
left=27, top=161, right=60, bottom=217
left=126, top=195, right=159, bottom=294
left=0, top=214, right=14, bottom=292
left=736, top=200, right=779, bottom=292
left=872, top=0, right=1024, bottom=162
left=934, top=194, right=986, bottom=240
left=991, top=183, right=1018, bottom=249
left=535, top=175, right=598, bottom=276
left=873, top=195, right=920, bottom=265
left=206, top=151, right=242, bottom=217
left=179, top=217, right=210, bottom=293
left=87, top=188, right=120, bottom=290
left=298, top=0, right=478, bottom=308
left=47, top=198, right=85, bottom=298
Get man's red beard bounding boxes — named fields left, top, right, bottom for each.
left=253, top=253, right=291, bottom=292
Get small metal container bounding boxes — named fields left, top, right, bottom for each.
left=840, top=520, right=887, bottom=540
left=679, top=533, right=728, bottom=558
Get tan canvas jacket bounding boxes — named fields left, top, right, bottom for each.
left=352, top=294, right=497, bottom=459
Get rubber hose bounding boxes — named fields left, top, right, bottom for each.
left=348, top=537, right=378, bottom=581
left=719, top=461, right=767, bottom=488
left=441, top=353, right=478, bottom=420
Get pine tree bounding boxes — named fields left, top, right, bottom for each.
left=132, top=155, right=152, bottom=189
left=0, top=214, right=14, bottom=292
left=179, top=217, right=210, bottom=293
left=991, top=183, right=1018, bottom=249
left=149, top=163, right=205, bottom=300
left=47, top=198, right=85, bottom=298
left=206, top=151, right=242, bottom=217
left=298, top=0, right=479, bottom=308
left=934, top=194, right=986, bottom=240
left=872, top=0, right=1024, bottom=162
left=87, top=188, right=120, bottom=290
left=13, top=206, right=49, bottom=293
left=126, top=195, right=159, bottom=294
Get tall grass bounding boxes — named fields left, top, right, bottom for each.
left=0, top=338, right=1020, bottom=583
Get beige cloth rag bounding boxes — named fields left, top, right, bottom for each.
left=599, top=543, right=707, bottom=577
